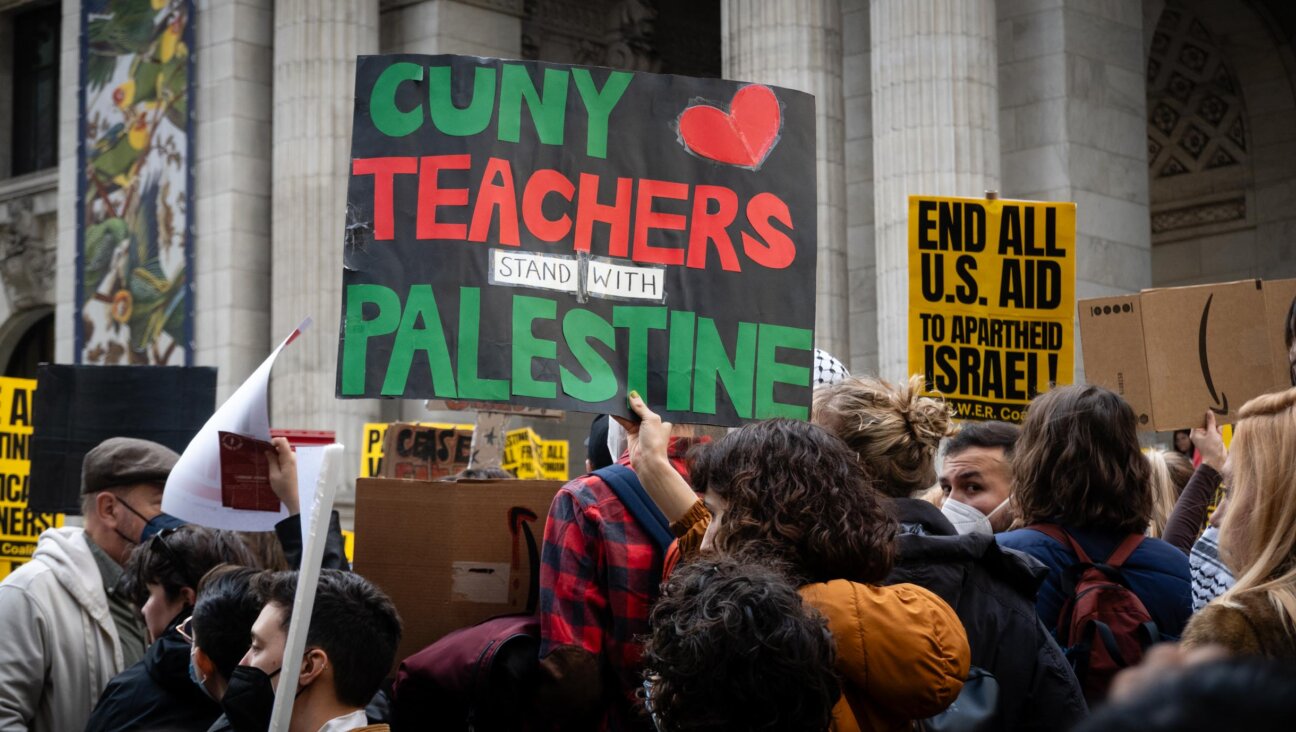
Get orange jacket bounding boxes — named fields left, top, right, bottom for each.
left=800, top=580, right=971, bottom=732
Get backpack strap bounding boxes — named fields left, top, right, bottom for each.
left=594, top=465, right=675, bottom=554
left=1104, top=534, right=1145, bottom=569
left=1027, top=523, right=1095, bottom=564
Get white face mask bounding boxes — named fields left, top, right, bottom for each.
left=941, top=497, right=994, bottom=536
left=607, top=417, right=628, bottom=462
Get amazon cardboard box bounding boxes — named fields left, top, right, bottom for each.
left=1079, top=278, right=1296, bottom=431
left=352, top=478, right=562, bottom=667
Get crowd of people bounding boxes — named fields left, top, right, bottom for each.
left=1, top=355, right=1295, bottom=731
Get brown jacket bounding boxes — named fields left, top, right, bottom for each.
left=800, top=580, right=971, bottom=732
left=1182, top=592, right=1296, bottom=658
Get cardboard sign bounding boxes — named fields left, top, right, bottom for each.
left=360, top=422, right=475, bottom=479
left=909, top=196, right=1076, bottom=422
left=336, top=55, right=819, bottom=426
left=379, top=423, right=474, bottom=480
left=501, top=427, right=569, bottom=480
left=217, top=432, right=279, bottom=511
left=29, top=365, right=216, bottom=514
left=1080, top=278, right=1296, bottom=431
left=0, top=378, right=63, bottom=580
left=353, top=478, right=561, bottom=666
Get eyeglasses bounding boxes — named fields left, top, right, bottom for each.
left=176, top=615, right=195, bottom=644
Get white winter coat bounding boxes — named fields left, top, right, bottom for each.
left=0, top=527, right=125, bottom=732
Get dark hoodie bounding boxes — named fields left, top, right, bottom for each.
left=85, top=612, right=221, bottom=732
left=883, top=498, right=1088, bottom=732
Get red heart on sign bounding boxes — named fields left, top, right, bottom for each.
left=678, top=84, right=782, bottom=168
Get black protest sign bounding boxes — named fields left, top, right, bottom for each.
left=336, top=55, right=818, bottom=426
left=29, top=365, right=215, bottom=514
left=908, top=196, right=1076, bottom=422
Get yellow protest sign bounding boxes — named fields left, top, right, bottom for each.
left=360, top=423, right=386, bottom=478
left=540, top=439, right=569, bottom=481
left=358, top=421, right=474, bottom=478
left=502, top=428, right=569, bottom=481
left=0, top=377, right=62, bottom=580
left=909, top=196, right=1076, bottom=423
left=341, top=529, right=355, bottom=565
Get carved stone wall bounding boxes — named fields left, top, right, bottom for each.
left=522, top=0, right=718, bottom=77
left=1148, top=0, right=1296, bottom=286
left=1147, top=4, right=1253, bottom=244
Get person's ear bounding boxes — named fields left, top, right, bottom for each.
left=299, top=648, right=329, bottom=687
left=96, top=492, right=120, bottom=528
left=180, top=587, right=196, bottom=606
left=193, top=646, right=217, bottom=678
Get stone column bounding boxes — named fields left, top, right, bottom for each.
left=194, top=0, right=274, bottom=401
left=271, top=0, right=379, bottom=479
left=998, top=0, right=1150, bottom=381
left=55, top=0, right=82, bottom=363
left=842, top=0, right=876, bottom=374
left=871, top=0, right=1000, bottom=380
left=381, top=0, right=523, bottom=57
left=721, top=0, right=849, bottom=360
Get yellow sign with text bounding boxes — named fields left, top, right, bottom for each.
left=0, top=377, right=63, bottom=580
left=908, top=196, right=1076, bottom=422
left=502, top=428, right=569, bottom=481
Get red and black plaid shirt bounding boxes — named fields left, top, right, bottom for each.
left=539, top=439, right=697, bottom=728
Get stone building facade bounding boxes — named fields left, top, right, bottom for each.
left=2, top=0, right=1294, bottom=501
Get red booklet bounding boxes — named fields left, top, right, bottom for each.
left=218, top=431, right=281, bottom=511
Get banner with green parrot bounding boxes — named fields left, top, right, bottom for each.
left=77, top=0, right=193, bottom=365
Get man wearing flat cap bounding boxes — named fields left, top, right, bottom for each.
left=0, top=437, right=178, bottom=731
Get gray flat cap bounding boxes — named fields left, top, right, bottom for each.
left=81, top=437, right=180, bottom=494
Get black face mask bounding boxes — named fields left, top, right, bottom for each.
left=221, top=665, right=280, bottom=732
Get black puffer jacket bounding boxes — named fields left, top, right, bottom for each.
left=883, top=498, right=1088, bottom=731
left=85, top=613, right=221, bottom=732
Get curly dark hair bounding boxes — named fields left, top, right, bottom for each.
left=689, top=419, right=896, bottom=584
left=1012, top=385, right=1152, bottom=533
left=642, top=557, right=839, bottom=732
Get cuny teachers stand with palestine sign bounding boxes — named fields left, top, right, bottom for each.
left=336, top=55, right=819, bottom=426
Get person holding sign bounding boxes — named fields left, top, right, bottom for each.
left=813, top=377, right=1088, bottom=730
left=0, top=437, right=178, bottom=732
left=619, top=395, right=971, bottom=732
left=536, top=415, right=706, bottom=730
left=1181, top=388, right=1296, bottom=658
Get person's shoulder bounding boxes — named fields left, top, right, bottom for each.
left=84, top=661, right=153, bottom=731
left=995, top=527, right=1059, bottom=553
left=0, top=552, right=63, bottom=602
left=802, top=580, right=960, bottom=627
left=1129, top=535, right=1191, bottom=578
left=1183, top=598, right=1271, bottom=654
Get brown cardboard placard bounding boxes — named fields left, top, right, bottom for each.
left=1078, top=295, right=1153, bottom=427
left=1080, top=278, right=1296, bottom=431
left=353, top=478, right=562, bottom=668
left=378, top=423, right=473, bottom=480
